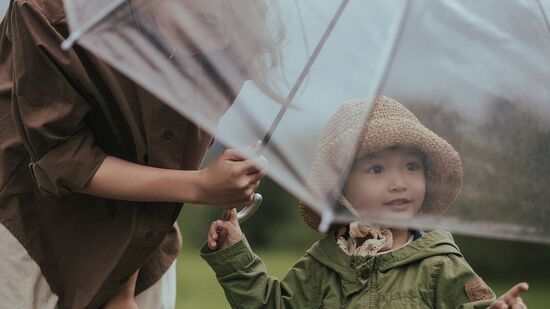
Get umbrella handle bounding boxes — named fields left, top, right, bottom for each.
left=216, top=193, right=263, bottom=249
left=218, top=193, right=263, bottom=222
left=237, top=193, right=263, bottom=223
left=216, top=142, right=265, bottom=249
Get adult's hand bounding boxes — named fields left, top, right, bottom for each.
left=195, top=149, right=266, bottom=207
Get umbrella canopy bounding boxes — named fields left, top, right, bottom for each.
left=0, top=0, right=8, bottom=18
left=62, top=0, right=550, bottom=243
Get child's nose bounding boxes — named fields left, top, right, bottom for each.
left=388, top=173, right=407, bottom=192
left=390, top=183, right=407, bottom=192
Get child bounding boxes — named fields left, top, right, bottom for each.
left=201, top=96, right=528, bottom=308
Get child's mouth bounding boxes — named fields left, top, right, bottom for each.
left=383, top=198, right=412, bottom=211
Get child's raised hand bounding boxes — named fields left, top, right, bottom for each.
left=208, top=209, right=243, bottom=251
left=488, top=282, right=528, bottom=309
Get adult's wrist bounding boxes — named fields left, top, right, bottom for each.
left=180, top=169, right=206, bottom=204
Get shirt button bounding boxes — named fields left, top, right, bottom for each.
left=145, top=231, right=155, bottom=244
left=360, top=269, right=370, bottom=279
left=162, top=130, right=174, bottom=140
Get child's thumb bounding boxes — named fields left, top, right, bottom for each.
left=229, top=208, right=239, bottom=224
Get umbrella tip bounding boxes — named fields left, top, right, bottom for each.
left=61, top=31, right=81, bottom=50
left=318, top=209, right=334, bottom=233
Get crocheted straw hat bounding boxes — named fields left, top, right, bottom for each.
left=299, top=96, right=463, bottom=230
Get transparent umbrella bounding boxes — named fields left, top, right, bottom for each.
left=62, top=0, right=550, bottom=243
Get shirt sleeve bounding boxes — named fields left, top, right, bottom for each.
left=200, top=237, right=321, bottom=309
left=9, top=1, right=106, bottom=197
left=435, top=254, right=496, bottom=309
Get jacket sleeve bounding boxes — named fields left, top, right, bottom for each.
left=200, top=237, right=321, bottom=309
left=9, top=1, right=106, bottom=197
left=435, top=254, right=496, bottom=309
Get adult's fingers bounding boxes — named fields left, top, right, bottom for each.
left=248, top=168, right=267, bottom=183
left=232, top=157, right=265, bottom=175
left=223, top=149, right=247, bottom=162
left=252, top=180, right=261, bottom=190
left=219, top=190, right=256, bottom=209
left=248, top=155, right=268, bottom=174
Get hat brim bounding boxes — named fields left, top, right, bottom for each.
left=300, top=117, right=463, bottom=231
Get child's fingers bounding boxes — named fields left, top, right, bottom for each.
left=512, top=282, right=529, bottom=295
left=207, top=237, right=217, bottom=250
left=218, top=219, right=241, bottom=238
left=500, top=282, right=529, bottom=304
left=216, top=228, right=229, bottom=250
left=229, top=208, right=239, bottom=225
left=489, top=300, right=509, bottom=309
left=511, top=297, right=526, bottom=309
left=208, top=221, right=220, bottom=238
left=207, top=221, right=223, bottom=250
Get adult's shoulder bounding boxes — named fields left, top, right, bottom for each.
left=12, top=0, right=66, bottom=25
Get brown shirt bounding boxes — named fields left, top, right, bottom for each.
left=0, top=0, right=242, bottom=308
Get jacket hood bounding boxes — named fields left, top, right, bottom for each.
left=306, top=230, right=462, bottom=297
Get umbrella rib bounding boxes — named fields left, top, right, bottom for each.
left=535, top=0, right=550, bottom=34
left=294, top=0, right=311, bottom=56
left=62, top=0, right=127, bottom=49
left=367, top=0, right=412, bottom=97
left=326, top=0, right=413, bottom=225
left=258, top=0, right=351, bottom=153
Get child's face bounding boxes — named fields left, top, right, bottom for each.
left=344, top=146, right=426, bottom=220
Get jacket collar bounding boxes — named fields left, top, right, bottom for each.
left=307, top=230, right=462, bottom=297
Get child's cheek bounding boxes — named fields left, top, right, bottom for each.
left=358, top=184, right=384, bottom=212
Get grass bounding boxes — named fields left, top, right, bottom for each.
left=176, top=249, right=549, bottom=308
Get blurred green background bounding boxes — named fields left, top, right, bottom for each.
left=175, top=99, right=550, bottom=307
left=175, top=179, right=550, bottom=308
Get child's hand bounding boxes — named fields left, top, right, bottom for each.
left=208, top=209, right=243, bottom=251
left=488, top=282, right=528, bottom=309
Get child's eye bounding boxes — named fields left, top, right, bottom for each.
left=368, top=165, right=384, bottom=174
left=406, top=162, right=421, bottom=171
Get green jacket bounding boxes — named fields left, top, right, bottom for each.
left=201, top=230, right=496, bottom=308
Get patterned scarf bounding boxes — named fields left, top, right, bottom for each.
left=336, top=221, right=393, bottom=256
